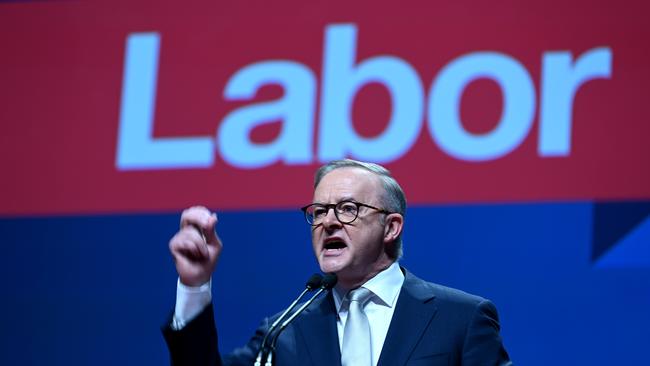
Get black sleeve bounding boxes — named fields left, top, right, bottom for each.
left=162, top=304, right=221, bottom=366
left=162, top=304, right=272, bottom=366
left=461, top=300, right=513, bottom=366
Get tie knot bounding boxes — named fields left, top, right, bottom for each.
left=347, top=287, right=373, bottom=304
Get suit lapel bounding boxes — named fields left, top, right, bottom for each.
left=377, top=270, right=438, bottom=366
left=294, top=292, right=342, bottom=366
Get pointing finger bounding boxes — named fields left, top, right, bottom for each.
left=203, top=213, right=221, bottom=247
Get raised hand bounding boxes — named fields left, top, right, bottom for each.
left=169, top=206, right=223, bottom=286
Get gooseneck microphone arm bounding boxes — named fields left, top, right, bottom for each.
left=264, top=273, right=338, bottom=366
left=254, top=274, right=323, bottom=366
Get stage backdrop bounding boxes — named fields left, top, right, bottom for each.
left=1, top=1, right=649, bottom=365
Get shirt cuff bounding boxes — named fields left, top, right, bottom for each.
left=171, top=278, right=212, bottom=330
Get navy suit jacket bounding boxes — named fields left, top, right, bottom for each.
left=163, top=269, right=512, bottom=365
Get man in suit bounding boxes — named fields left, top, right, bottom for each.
left=163, top=159, right=512, bottom=365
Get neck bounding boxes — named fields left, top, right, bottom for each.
left=336, top=261, right=394, bottom=291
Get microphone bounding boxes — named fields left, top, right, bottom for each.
left=264, top=273, right=338, bottom=366
left=254, top=273, right=323, bottom=366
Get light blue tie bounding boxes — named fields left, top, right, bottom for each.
left=341, top=287, right=373, bottom=366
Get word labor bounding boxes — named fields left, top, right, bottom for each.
left=116, top=23, right=611, bottom=170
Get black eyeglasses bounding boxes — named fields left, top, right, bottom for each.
left=300, top=200, right=391, bottom=226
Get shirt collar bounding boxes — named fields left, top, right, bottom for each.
left=332, top=262, right=405, bottom=313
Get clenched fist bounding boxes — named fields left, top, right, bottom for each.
left=169, top=206, right=223, bottom=286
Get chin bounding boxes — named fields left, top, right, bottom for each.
left=319, top=263, right=340, bottom=274
left=318, top=257, right=346, bottom=274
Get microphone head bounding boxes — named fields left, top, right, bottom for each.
left=321, top=273, right=338, bottom=289
left=306, top=273, right=323, bottom=290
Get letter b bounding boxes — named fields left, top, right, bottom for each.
left=318, top=24, right=423, bottom=163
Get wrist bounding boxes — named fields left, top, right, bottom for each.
left=179, top=275, right=211, bottom=287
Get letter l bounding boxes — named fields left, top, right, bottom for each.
left=116, top=32, right=213, bottom=170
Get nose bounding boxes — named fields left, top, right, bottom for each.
left=321, top=206, right=342, bottom=230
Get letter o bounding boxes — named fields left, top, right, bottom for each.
left=428, top=52, right=536, bottom=161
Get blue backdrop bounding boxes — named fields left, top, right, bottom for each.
left=2, top=202, right=648, bottom=365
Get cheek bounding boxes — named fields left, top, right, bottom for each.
left=310, top=228, right=321, bottom=248
left=355, top=227, right=384, bottom=252
left=311, top=227, right=320, bottom=239
left=311, top=240, right=319, bottom=256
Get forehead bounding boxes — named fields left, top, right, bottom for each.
left=313, top=167, right=383, bottom=203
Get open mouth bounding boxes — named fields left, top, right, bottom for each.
left=323, top=240, right=347, bottom=254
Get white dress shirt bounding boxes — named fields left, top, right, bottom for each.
left=172, top=278, right=212, bottom=330
left=332, top=262, right=405, bottom=366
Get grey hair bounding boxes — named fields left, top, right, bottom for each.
left=314, top=159, right=406, bottom=260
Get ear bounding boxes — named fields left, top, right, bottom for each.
left=383, top=213, right=404, bottom=244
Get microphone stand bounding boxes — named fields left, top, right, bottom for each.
left=253, top=274, right=323, bottom=366
left=263, top=274, right=337, bottom=366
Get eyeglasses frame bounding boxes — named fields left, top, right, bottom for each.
left=300, top=200, right=392, bottom=226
